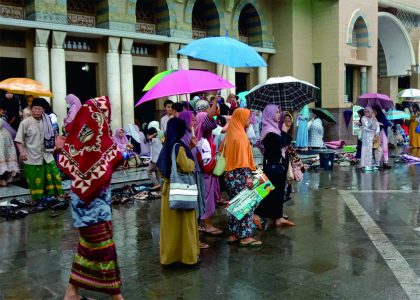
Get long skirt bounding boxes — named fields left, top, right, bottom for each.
left=0, top=128, right=19, bottom=182
left=23, top=160, right=63, bottom=201
left=254, top=161, right=287, bottom=219
left=196, top=171, right=206, bottom=219
left=200, top=173, right=220, bottom=220
left=69, top=221, right=122, bottom=295
left=160, top=178, right=199, bottom=265
left=360, top=131, right=374, bottom=168
left=224, top=168, right=253, bottom=239
left=296, top=119, right=309, bottom=148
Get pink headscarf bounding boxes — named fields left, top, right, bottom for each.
left=64, top=94, right=82, bottom=127
left=113, top=128, right=128, bottom=151
left=260, top=104, right=281, bottom=142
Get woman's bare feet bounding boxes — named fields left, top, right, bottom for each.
left=239, top=237, right=262, bottom=247
left=275, top=217, right=296, bottom=227
left=111, top=295, right=124, bottom=300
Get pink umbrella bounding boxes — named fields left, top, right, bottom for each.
left=357, top=93, right=394, bottom=110
left=135, top=70, right=235, bottom=106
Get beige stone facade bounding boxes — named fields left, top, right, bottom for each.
left=0, top=0, right=419, bottom=141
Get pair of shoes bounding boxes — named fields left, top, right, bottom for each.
left=133, top=191, right=148, bottom=200
left=239, top=240, right=262, bottom=248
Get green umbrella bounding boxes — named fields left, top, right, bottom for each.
left=142, top=69, right=178, bottom=91
left=311, top=108, right=336, bottom=124
left=237, top=91, right=249, bottom=108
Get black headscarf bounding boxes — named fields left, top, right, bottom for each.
left=157, top=117, right=193, bottom=178
left=373, top=105, right=390, bottom=136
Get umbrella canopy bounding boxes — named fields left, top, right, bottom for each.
left=142, top=69, right=178, bottom=91
left=177, top=36, right=267, bottom=68
left=357, top=93, right=394, bottom=110
left=246, top=76, right=318, bottom=111
left=386, top=109, right=410, bottom=120
left=312, top=108, right=336, bottom=124
left=0, top=77, right=53, bottom=97
left=397, top=88, right=420, bottom=99
left=135, top=70, right=235, bottom=106
left=237, top=91, right=249, bottom=108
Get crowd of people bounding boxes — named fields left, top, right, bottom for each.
left=0, top=89, right=419, bottom=299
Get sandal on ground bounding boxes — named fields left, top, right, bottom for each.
left=276, top=218, right=296, bottom=227
left=202, top=227, right=223, bottom=235
left=239, top=240, right=262, bottom=248
left=199, top=241, right=210, bottom=249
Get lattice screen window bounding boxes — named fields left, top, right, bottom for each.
left=396, top=10, right=416, bottom=31
left=67, top=0, right=95, bottom=14
left=136, top=1, right=155, bottom=23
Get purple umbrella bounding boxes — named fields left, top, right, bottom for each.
left=135, top=70, right=235, bottom=106
left=357, top=93, right=394, bottom=110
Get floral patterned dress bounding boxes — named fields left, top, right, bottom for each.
left=224, top=167, right=253, bottom=238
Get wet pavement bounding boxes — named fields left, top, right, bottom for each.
left=0, top=158, right=419, bottom=299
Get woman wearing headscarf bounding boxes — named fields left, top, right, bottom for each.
left=223, top=108, right=261, bottom=247
left=360, top=106, right=378, bottom=171
left=355, top=108, right=365, bottom=160
left=0, top=100, right=19, bottom=186
left=60, top=96, right=124, bottom=299
left=157, top=117, right=199, bottom=266
left=63, top=94, right=82, bottom=133
left=178, top=111, right=209, bottom=249
left=114, top=128, right=129, bottom=152
left=295, top=105, right=310, bottom=151
left=308, top=116, right=324, bottom=149
left=409, top=103, right=420, bottom=148
left=373, top=106, right=391, bottom=169
left=125, top=124, right=149, bottom=156
left=254, top=105, right=295, bottom=228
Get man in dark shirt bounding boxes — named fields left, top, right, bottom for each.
left=1, top=91, right=21, bottom=131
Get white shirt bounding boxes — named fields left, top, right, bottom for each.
left=160, top=114, right=172, bottom=133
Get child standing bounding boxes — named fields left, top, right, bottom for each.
left=147, top=127, right=163, bottom=189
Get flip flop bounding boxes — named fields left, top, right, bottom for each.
left=239, top=240, right=262, bottom=248
left=203, top=228, right=223, bottom=235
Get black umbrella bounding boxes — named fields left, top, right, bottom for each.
left=311, top=108, right=336, bottom=124
left=246, top=76, right=318, bottom=111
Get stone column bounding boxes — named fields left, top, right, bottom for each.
left=178, top=55, right=189, bottom=70
left=106, top=37, right=122, bottom=130
left=120, top=38, right=135, bottom=128
left=166, top=43, right=179, bottom=102
left=217, top=64, right=229, bottom=99
left=50, top=31, right=67, bottom=127
left=33, top=29, right=51, bottom=94
left=360, top=66, right=367, bottom=95
left=410, top=64, right=420, bottom=89
left=258, top=53, right=268, bottom=84
left=227, top=66, right=236, bottom=95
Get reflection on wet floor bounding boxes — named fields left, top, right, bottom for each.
left=0, top=158, right=419, bottom=299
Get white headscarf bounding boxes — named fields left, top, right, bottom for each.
left=124, top=124, right=142, bottom=143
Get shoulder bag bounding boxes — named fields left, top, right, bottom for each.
left=213, top=141, right=226, bottom=176
left=169, top=143, right=198, bottom=210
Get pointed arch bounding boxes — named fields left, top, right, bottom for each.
left=231, top=0, right=265, bottom=46
left=346, top=10, right=371, bottom=47
left=184, top=0, right=224, bottom=36
left=378, top=12, right=415, bottom=76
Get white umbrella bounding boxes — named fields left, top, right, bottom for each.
left=398, top=88, right=420, bottom=99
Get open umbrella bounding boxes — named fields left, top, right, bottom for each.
left=142, top=69, right=178, bottom=91
left=0, top=77, right=53, bottom=97
left=386, top=109, right=410, bottom=120
left=357, top=93, right=393, bottom=110
left=177, top=36, right=267, bottom=68
left=237, top=91, right=249, bottom=108
left=135, top=70, right=235, bottom=106
left=397, top=88, right=420, bottom=99
left=245, top=76, right=318, bottom=111
left=312, top=108, right=336, bottom=124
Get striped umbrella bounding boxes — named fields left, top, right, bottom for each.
left=386, top=109, right=410, bottom=120
left=246, top=76, right=318, bottom=111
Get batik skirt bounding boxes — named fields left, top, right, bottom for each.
left=69, top=221, right=121, bottom=295
left=23, top=160, right=63, bottom=201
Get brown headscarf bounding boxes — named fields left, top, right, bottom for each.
left=223, top=108, right=256, bottom=172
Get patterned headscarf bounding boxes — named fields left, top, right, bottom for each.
left=59, top=96, right=123, bottom=204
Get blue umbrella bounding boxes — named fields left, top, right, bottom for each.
left=178, top=36, right=267, bottom=68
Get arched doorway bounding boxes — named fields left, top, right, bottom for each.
left=192, top=0, right=220, bottom=39
left=377, top=12, right=416, bottom=95
left=238, top=4, right=262, bottom=46
left=135, top=0, right=170, bottom=36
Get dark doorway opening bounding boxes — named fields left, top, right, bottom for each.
left=66, top=62, right=97, bottom=103
left=398, top=76, right=410, bottom=90
left=345, top=66, right=354, bottom=103
left=133, top=65, right=157, bottom=127
left=235, top=72, right=248, bottom=93
left=0, top=57, right=26, bottom=81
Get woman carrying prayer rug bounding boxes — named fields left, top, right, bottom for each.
left=60, top=96, right=124, bottom=300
